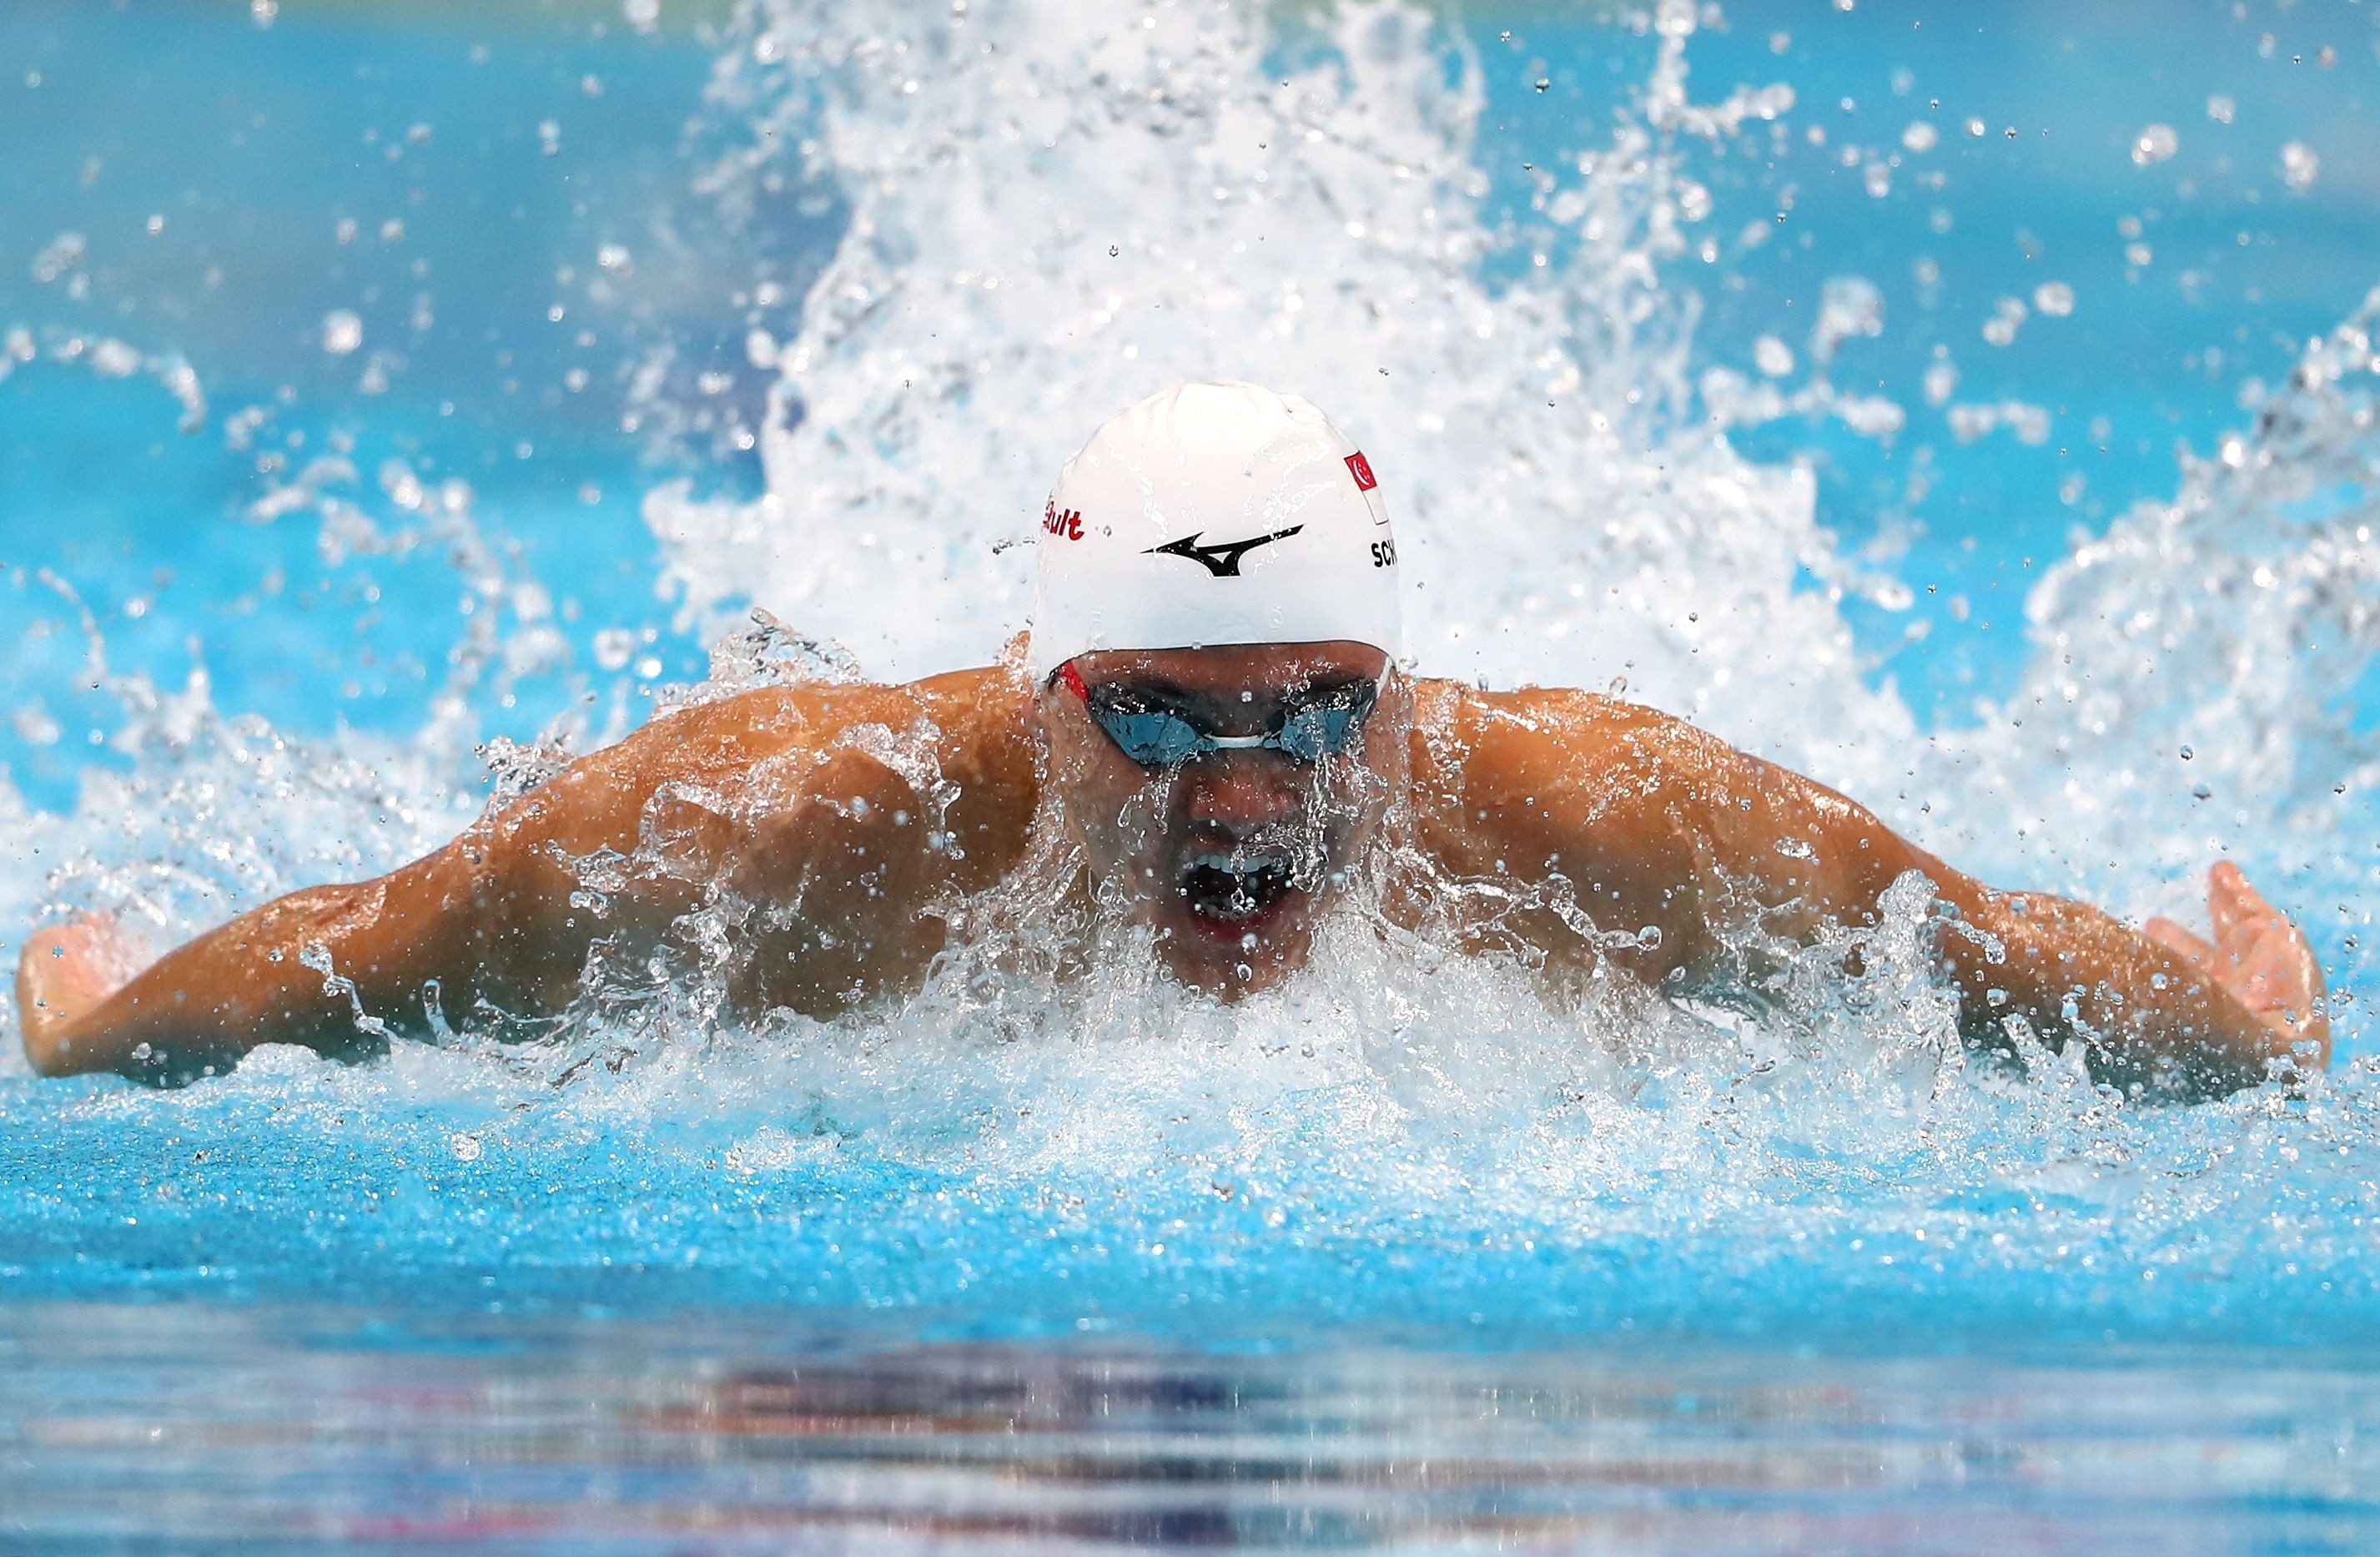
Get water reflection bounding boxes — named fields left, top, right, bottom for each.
left=4, top=1303, right=2377, bottom=1553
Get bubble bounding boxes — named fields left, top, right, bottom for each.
left=593, top=627, right=637, bottom=671
left=31, top=230, right=85, bottom=283
left=1814, top=276, right=1885, bottom=361
left=1981, top=296, right=2028, bottom=347
left=320, top=310, right=364, bottom=356
left=2280, top=141, right=2320, bottom=192
left=13, top=703, right=60, bottom=747
left=88, top=339, right=140, bottom=377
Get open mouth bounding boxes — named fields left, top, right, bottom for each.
left=1178, top=848, right=1300, bottom=929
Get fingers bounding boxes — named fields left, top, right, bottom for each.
left=2208, top=860, right=2277, bottom=947
left=2144, top=915, right=2217, bottom=970
left=2253, top=918, right=2334, bottom=1070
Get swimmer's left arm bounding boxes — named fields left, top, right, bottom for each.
left=1440, top=688, right=2327, bottom=1097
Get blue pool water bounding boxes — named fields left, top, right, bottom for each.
left=6, top=0, right=2380, bottom=1549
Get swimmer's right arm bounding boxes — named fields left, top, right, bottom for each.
left=16, top=668, right=1039, bottom=1082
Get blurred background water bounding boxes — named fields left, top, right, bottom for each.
left=6, top=0, right=2380, bottom=1549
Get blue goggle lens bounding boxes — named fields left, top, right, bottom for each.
left=1097, top=707, right=1209, bottom=766
left=1084, top=680, right=1378, bottom=768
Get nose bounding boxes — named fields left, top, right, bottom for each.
left=1179, top=752, right=1303, bottom=834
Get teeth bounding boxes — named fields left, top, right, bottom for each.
left=1182, top=848, right=1297, bottom=922
left=1190, top=849, right=1291, bottom=874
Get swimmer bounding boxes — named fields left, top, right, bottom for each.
left=15, top=382, right=2331, bottom=1096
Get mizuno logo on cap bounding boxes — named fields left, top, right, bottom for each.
left=1145, top=525, right=1304, bottom=578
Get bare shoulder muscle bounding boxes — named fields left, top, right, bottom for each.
left=465, top=665, right=1042, bottom=1014
left=1402, top=679, right=1726, bottom=977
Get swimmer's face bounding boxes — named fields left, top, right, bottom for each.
left=1041, top=640, right=1405, bottom=998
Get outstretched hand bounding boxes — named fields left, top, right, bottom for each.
left=14, top=912, right=149, bottom=1075
left=2145, top=862, right=2331, bottom=1076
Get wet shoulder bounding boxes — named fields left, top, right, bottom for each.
left=1404, top=679, right=1725, bottom=855
left=616, top=664, right=1035, bottom=775
left=1407, top=679, right=1710, bottom=785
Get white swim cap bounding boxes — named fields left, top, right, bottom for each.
left=1027, top=381, right=1401, bottom=681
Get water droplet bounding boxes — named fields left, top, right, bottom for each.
left=2280, top=140, right=2320, bottom=192
left=321, top=310, right=364, bottom=356
left=2131, top=123, right=2178, bottom=166
left=1982, top=296, right=2026, bottom=347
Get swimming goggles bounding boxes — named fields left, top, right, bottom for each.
left=1056, top=663, right=1380, bottom=767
